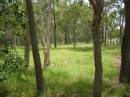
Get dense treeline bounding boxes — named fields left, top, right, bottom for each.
left=0, top=0, right=124, bottom=47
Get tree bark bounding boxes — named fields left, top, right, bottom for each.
left=120, top=0, right=130, bottom=83
left=119, top=10, right=124, bottom=44
left=89, top=0, right=103, bottom=97
left=24, top=34, right=30, bottom=65
left=92, top=12, right=103, bottom=97
left=73, top=20, right=76, bottom=48
left=64, top=23, right=68, bottom=44
left=25, top=0, right=43, bottom=94
left=53, top=1, right=57, bottom=48
left=43, top=0, right=52, bottom=67
left=44, top=47, right=50, bottom=67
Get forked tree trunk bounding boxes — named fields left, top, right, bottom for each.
left=89, top=0, right=104, bottom=97
left=43, top=0, right=52, bottom=67
left=25, top=0, right=43, bottom=94
left=120, top=0, right=130, bottom=83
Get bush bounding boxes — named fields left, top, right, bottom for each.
left=0, top=50, right=28, bottom=82
left=3, top=50, right=28, bottom=73
left=0, top=83, right=9, bottom=97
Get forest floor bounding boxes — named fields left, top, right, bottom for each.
left=1, top=44, right=130, bottom=97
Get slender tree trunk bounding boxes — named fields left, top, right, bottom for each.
left=65, top=31, right=68, bottom=44
left=53, top=1, right=57, bottom=48
left=73, top=29, right=76, bottom=48
left=92, top=12, right=103, bottom=97
left=119, top=11, right=124, bottom=44
left=101, top=24, right=104, bottom=44
left=104, top=14, right=108, bottom=45
left=44, top=47, right=50, bottom=67
left=25, top=0, right=43, bottom=94
left=43, top=0, right=52, bottom=67
left=120, top=0, right=130, bottom=83
left=24, top=34, right=30, bottom=65
left=64, top=24, right=68, bottom=44
left=89, top=0, right=104, bottom=97
left=73, top=21, right=76, bottom=48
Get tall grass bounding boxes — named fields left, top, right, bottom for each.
left=1, top=44, right=130, bottom=97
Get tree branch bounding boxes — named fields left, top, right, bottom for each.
left=89, top=0, right=98, bottom=11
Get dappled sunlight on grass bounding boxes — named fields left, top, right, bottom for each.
left=5, top=44, right=130, bottom=97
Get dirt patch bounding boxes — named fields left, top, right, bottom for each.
left=113, top=55, right=121, bottom=68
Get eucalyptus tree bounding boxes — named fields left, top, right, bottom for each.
left=69, top=1, right=82, bottom=48
left=120, top=0, right=130, bottom=84
left=52, top=0, right=60, bottom=48
left=89, top=0, right=104, bottom=97
left=25, top=0, right=43, bottom=94
left=38, top=0, right=53, bottom=67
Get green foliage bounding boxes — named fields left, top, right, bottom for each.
left=0, top=50, right=28, bottom=82
left=0, top=31, right=5, bottom=38
left=0, top=31, right=5, bottom=45
left=3, top=50, right=28, bottom=73
left=0, top=82, right=9, bottom=97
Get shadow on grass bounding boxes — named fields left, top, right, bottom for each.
left=44, top=69, right=92, bottom=97
left=51, top=47, right=93, bottom=52
left=44, top=68, right=122, bottom=97
left=50, top=45, right=120, bottom=53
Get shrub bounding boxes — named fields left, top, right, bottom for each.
left=0, top=83, right=9, bottom=97
left=0, top=50, right=28, bottom=82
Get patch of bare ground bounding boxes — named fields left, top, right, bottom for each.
left=113, top=55, right=121, bottom=68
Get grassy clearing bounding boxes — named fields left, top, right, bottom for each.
left=2, top=44, right=130, bottom=97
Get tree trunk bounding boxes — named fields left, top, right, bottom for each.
left=73, top=21, right=76, bottom=48
left=120, top=0, right=130, bottom=83
left=44, top=47, right=50, bottom=67
left=119, top=11, right=124, bottom=44
left=53, top=1, right=57, bottom=48
left=43, top=0, right=52, bottom=67
left=104, top=14, right=108, bottom=45
left=73, top=29, right=76, bottom=48
left=92, top=12, right=103, bottom=97
left=24, top=34, right=30, bottom=65
left=25, top=0, right=43, bottom=94
left=89, top=0, right=104, bottom=97
left=64, top=24, right=68, bottom=44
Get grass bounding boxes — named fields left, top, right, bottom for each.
left=1, top=44, right=130, bottom=97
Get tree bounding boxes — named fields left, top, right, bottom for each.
left=25, top=0, right=43, bottom=94
left=119, top=0, right=130, bottom=83
left=24, top=33, right=30, bottom=65
left=118, top=8, right=124, bottom=44
left=89, top=0, right=104, bottom=97
left=38, top=0, right=52, bottom=67
left=44, top=0, right=52, bottom=67
left=53, top=0, right=57, bottom=48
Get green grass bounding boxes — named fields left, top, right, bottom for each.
left=2, top=44, right=130, bottom=97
